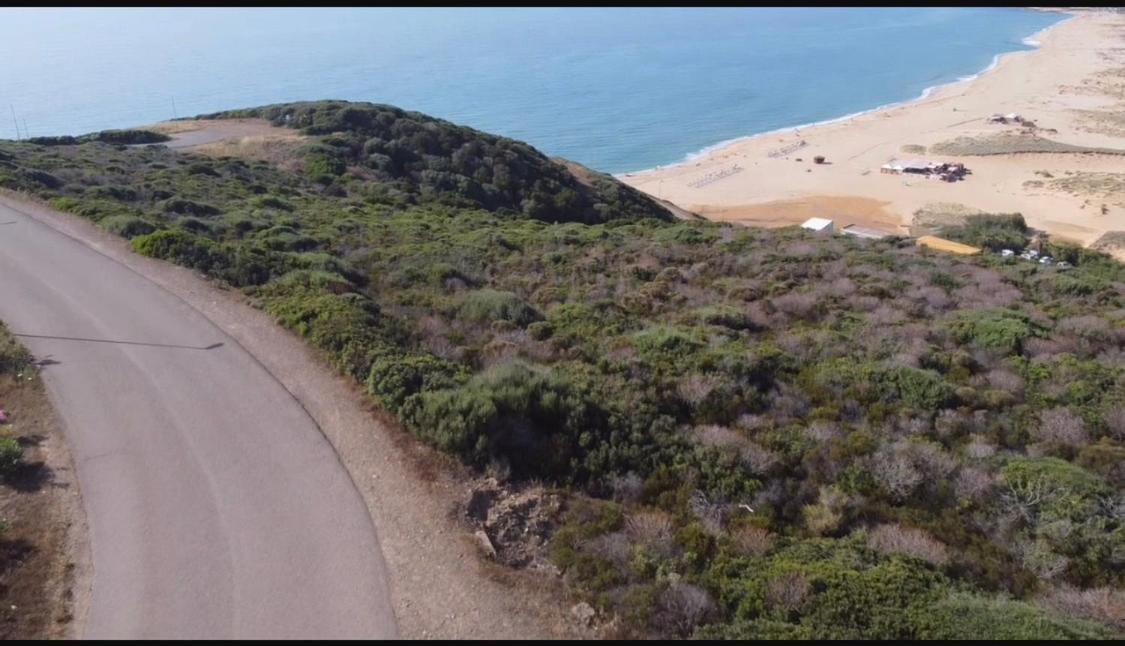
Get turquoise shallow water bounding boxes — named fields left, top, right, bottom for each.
left=0, top=7, right=1064, bottom=173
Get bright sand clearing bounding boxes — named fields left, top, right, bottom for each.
left=619, top=9, right=1125, bottom=259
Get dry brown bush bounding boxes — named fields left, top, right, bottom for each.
left=693, top=424, right=745, bottom=451
left=740, top=441, right=780, bottom=475
left=652, top=582, right=718, bottom=638
left=582, top=530, right=632, bottom=568
left=1104, top=406, right=1125, bottom=441
left=732, top=525, right=776, bottom=556
left=964, top=435, right=997, bottom=460
left=771, top=291, right=820, bottom=320
left=610, top=472, right=644, bottom=504
left=625, top=509, right=676, bottom=558
left=803, top=420, right=841, bottom=442
left=1032, top=406, right=1090, bottom=452
left=867, top=523, right=949, bottom=566
left=955, top=466, right=997, bottom=503
left=766, top=572, right=812, bottom=616
left=678, top=374, right=720, bottom=407
left=1039, top=585, right=1125, bottom=631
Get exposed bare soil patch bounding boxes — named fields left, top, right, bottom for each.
left=700, top=195, right=904, bottom=234
left=0, top=370, right=86, bottom=639
left=148, top=118, right=306, bottom=167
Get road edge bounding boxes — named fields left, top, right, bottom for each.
left=0, top=189, right=573, bottom=639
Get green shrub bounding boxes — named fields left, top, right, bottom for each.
left=631, top=326, right=705, bottom=364
left=458, top=289, right=541, bottom=327
left=913, top=592, right=1117, bottom=639
left=947, top=308, right=1037, bottom=355
left=403, top=362, right=601, bottom=479
left=88, top=129, right=171, bottom=145
left=0, top=322, right=31, bottom=375
left=0, top=437, right=22, bottom=475
left=877, top=366, right=956, bottom=410
left=161, top=197, right=220, bottom=217
left=367, top=352, right=468, bottom=414
left=130, top=229, right=219, bottom=271
left=259, top=285, right=385, bottom=380
left=941, top=213, right=1029, bottom=252
left=99, top=214, right=156, bottom=238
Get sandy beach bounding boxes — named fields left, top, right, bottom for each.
left=620, top=9, right=1125, bottom=259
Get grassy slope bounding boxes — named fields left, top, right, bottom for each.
left=0, top=100, right=1122, bottom=639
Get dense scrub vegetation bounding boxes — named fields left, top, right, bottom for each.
left=25, top=129, right=170, bottom=147
left=198, top=101, right=672, bottom=224
left=0, top=322, right=29, bottom=475
left=1, top=100, right=1122, bottom=638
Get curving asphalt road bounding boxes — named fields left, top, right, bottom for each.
left=0, top=201, right=398, bottom=639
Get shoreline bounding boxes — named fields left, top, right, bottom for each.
left=619, top=8, right=1125, bottom=258
left=619, top=11, right=1075, bottom=179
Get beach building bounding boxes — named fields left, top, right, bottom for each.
left=841, top=225, right=888, bottom=240
left=800, top=217, right=834, bottom=235
left=880, top=159, right=937, bottom=175
left=916, top=235, right=981, bottom=256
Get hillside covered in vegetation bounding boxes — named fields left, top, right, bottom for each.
left=0, top=100, right=1122, bottom=639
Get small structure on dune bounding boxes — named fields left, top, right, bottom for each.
left=881, top=159, right=936, bottom=175
left=881, top=158, right=969, bottom=182
left=916, top=235, right=981, bottom=255
left=841, top=224, right=888, bottom=240
left=800, top=217, right=834, bottom=235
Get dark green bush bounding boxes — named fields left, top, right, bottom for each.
left=403, top=362, right=602, bottom=479
left=367, top=352, right=468, bottom=414
left=947, top=308, right=1037, bottom=355
left=130, top=229, right=219, bottom=271
left=458, top=289, right=542, bottom=327
left=0, top=437, right=22, bottom=476
left=0, top=323, right=31, bottom=375
left=99, top=214, right=156, bottom=238
left=942, top=213, right=1029, bottom=252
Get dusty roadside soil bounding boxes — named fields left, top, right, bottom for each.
left=0, top=189, right=582, bottom=639
left=0, top=362, right=89, bottom=639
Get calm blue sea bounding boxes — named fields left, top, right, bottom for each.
left=0, top=7, right=1064, bottom=173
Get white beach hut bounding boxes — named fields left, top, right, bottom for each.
left=800, top=217, right=834, bottom=236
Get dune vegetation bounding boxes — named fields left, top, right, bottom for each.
left=0, top=100, right=1122, bottom=639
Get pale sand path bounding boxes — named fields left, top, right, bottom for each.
left=620, top=10, right=1125, bottom=256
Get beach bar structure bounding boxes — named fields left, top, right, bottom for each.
left=800, top=217, right=834, bottom=236
left=916, top=235, right=981, bottom=256
left=880, top=159, right=937, bottom=175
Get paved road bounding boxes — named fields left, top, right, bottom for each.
left=0, top=202, right=398, bottom=639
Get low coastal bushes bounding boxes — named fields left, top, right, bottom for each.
left=0, top=322, right=28, bottom=476
left=0, top=321, right=31, bottom=376
left=27, top=129, right=170, bottom=146
left=1, top=100, right=1123, bottom=639
left=940, top=212, right=1030, bottom=251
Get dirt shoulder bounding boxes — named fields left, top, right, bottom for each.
left=0, top=189, right=580, bottom=639
left=0, top=335, right=89, bottom=639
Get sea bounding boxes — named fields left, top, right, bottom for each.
left=0, top=7, right=1065, bottom=174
